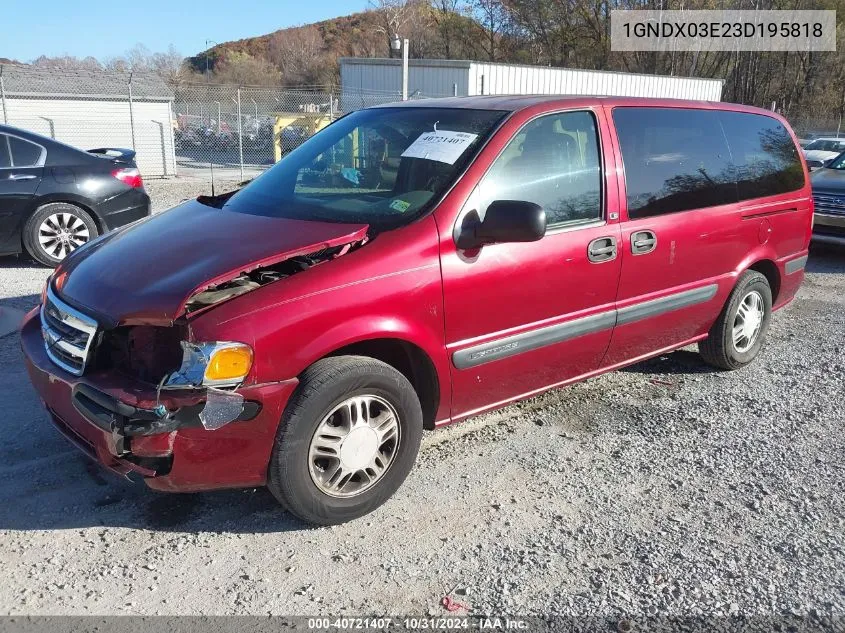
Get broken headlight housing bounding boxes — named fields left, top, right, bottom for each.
left=164, top=341, right=254, bottom=389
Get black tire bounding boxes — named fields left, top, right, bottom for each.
left=267, top=356, right=423, bottom=525
left=23, top=202, right=99, bottom=267
left=699, top=270, right=772, bottom=370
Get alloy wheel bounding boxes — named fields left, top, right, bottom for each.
left=308, top=394, right=400, bottom=498
left=732, top=290, right=765, bottom=353
left=38, top=212, right=90, bottom=260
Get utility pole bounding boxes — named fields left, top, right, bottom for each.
left=390, top=35, right=410, bottom=101
left=402, top=38, right=409, bottom=101
left=205, top=39, right=217, bottom=82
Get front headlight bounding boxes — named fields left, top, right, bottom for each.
left=165, top=341, right=254, bottom=388
left=41, top=268, right=67, bottom=305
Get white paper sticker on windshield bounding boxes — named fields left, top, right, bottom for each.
left=401, top=130, right=479, bottom=164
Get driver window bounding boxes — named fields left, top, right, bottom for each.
left=477, top=111, right=602, bottom=228
left=295, top=126, right=398, bottom=194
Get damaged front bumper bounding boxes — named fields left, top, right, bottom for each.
left=70, top=383, right=262, bottom=457
left=21, top=309, right=298, bottom=491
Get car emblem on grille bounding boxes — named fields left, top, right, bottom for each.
left=835, top=197, right=845, bottom=206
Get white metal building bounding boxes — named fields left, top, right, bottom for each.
left=0, top=65, right=176, bottom=177
left=340, top=58, right=723, bottom=105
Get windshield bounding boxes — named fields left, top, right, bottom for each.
left=824, top=150, right=845, bottom=169
left=806, top=139, right=845, bottom=152
left=222, top=107, right=507, bottom=227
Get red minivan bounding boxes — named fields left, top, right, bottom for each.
left=21, top=96, right=812, bottom=525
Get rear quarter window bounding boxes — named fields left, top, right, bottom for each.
left=716, top=111, right=804, bottom=201
left=0, top=136, right=10, bottom=169
left=8, top=135, right=45, bottom=167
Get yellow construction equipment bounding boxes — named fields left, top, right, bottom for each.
left=272, top=112, right=333, bottom=162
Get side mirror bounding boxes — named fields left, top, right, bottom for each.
left=456, top=200, right=546, bottom=250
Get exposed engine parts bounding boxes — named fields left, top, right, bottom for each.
left=184, top=245, right=360, bottom=312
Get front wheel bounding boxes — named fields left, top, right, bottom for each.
left=699, top=270, right=773, bottom=370
left=267, top=356, right=423, bottom=525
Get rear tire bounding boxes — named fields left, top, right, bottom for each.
left=699, top=270, right=772, bottom=370
left=23, top=202, right=99, bottom=267
left=267, top=356, right=423, bottom=525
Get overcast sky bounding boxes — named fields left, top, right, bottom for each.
left=3, top=0, right=369, bottom=62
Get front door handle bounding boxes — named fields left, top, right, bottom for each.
left=8, top=173, right=37, bottom=181
left=631, top=230, right=657, bottom=255
left=587, top=236, right=618, bottom=263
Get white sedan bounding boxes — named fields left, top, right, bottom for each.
left=803, top=137, right=845, bottom=166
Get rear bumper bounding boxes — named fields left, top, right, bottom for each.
left=98, top=189, right=151, bottom=231
left=21, top=308, right=298, bottom=491
left=812, top=213, right=845, bottom=245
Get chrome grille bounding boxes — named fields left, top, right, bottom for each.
left=40, top=288, right=97, bottom=375
left=812, top=192, right=845, bottom=216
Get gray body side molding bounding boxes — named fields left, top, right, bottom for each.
left=453, top=283, right=719, bottom=370
left=452, top=311, right=616, bottom=370
left=615, top=284, right=718, bottom=326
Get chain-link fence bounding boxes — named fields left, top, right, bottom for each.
left=789, top=115, right=845, bottom=143
left=172, top=85, right=336, bottom=182
left=0, top=64, right=442, bottom=184
left=170, top=83, right=441, bottom=183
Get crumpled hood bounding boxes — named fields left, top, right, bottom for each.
left=58, top=199, right=368, bottom=326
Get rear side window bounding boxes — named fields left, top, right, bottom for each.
left=716, top=111, right=804, bottom=201
left=9, top=136, right=44, bottom=167
left=0, top=136, right=10, bottom=168
left=612, top=108, right=735, bottom=219
left=613, top=107, right=804, bottom=219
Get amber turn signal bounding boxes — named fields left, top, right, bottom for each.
left=204, top=344, right=254, bottom=384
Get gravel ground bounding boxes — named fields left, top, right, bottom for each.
left=0, top=181, right=843, bottom=619
left=145, top=178, right=242, bottom=214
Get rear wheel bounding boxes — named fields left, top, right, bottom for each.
left=23, top=202, right=99, bottom=267
left=699, top=270, right=772, bottom=370
left=267, top=356, right=423, bottom=525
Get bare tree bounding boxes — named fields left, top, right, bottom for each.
left=32, top=55, right=103, bottom=71
left=268, top=26, right=326, bottom=85
left=369, top=0, right=415, bottom=56
left=126, top=44, right=154, bottom=71
left=150, top=45, right=189, bottom=87
left=472, top=0, right=510, bottom=61
left=213, top=51, right=280, bottom=86
left=430, top=0, right=467, bottom=58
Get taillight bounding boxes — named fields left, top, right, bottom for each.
left=111, top=167, right=143, bottom=188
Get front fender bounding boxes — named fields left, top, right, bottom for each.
left=187, top=215, right=448, bottom=406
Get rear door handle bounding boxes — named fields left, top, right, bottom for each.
left=587, top=236, right=618, bottom=263
left=631, top=230, right=657, bottom=255
left=8, top=173, right=37, bottom=181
